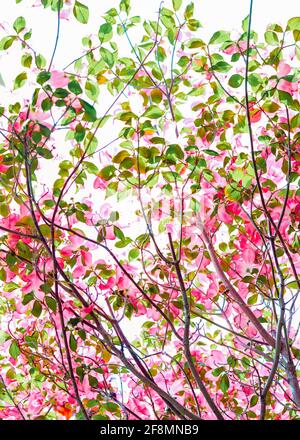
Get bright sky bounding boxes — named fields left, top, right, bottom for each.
left=1, top=0, right=299, bottom=73
left=1, top=0, right=298, bottom=112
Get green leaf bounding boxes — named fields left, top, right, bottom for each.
left=104, top=402, right=119, bottom=413
left=79, top=99, right=97, bottom=122
left=203, top=169, right=214, bottom=182
left=68, top=80, right=83, bottom=95
left=172, top=0, right=182, bottom=11
left=22, top=292, right=34, bottom=305
left=36, top=54, right=46, bottom=69
left=14, top=72, right=27, bottom=89
left=9, top=340, right=21, bottom=360
left=247, top=294, right=258, bottom=305
left=228, top=74, right=244, bottom=88
left=73, top=1, right=89, bottom=24
left=129, top=248, right=140, bottom=261
left=69, top=333, right=77, bottom=352
left=227, top=355, right=237, bottom=368
left=120, top=0, right=131, bottom=15
left=17, top=241, right=31, bottom=259
left=184, top=2, right=194, bottom=19
left=75, top=123, right=86, bottom=142
left=0, top=204, right=9, bottom=217
left=278, top=90, right=293, bottom=106
left=85, top=81, right=99, bottom=101
left=115, top=238, right=131, bottom=248
left=293, top=29, right=300, bottom=42
left=0, top=267, right=6, bottom=281
left=85, top=132, right=98, bottom=154
left=248, top=73, right=261, bottom=88
left=264, top=31, right=279, bottom=45
left=166, top=144, right=184, bottom=160
left=112, top=150, right=130, bottom=163
left=114, top=226, right=125, bottom=240
left=203, top=149, right=219, bottom=156
left=160, top=10, right=176, bottom=30
left=78, top=329, right=86, bottom=341
left=0, top=330, right=10, bottom=344
left=261, top=101, right=280, bottom=113
left=287, top=17, right=300, bottom=31
left=250, top=395, right=258, bottom=407
left=220, top=374, right=230, bottom=393
left=211, top=61, right=232, bottom=73
left=32, top=300, right=42, bottom=318
left=187, top=18, right=201, bottom=31
left=99, top=165, right=116, bottom=181
left=212, top=367, right=224, bottom=377
left=98, top=22, right=113, bottom=43
left=242, top=15, right=249, bottom=33
left=209, top=30, right=230, bottom=45
left=186, top=38, right=204, bottom=49
left=87, top=399, right=100, bottom=408
left=88, top=375, right=98, bottom=388
left=217, top=142, right=231, bottom=150
left=100, top=47, right=115, bottom=68
left=0, top=36, right=16, bottom=50
left=290, top=113, right=300, bottom=129
left=45, top=296, right=57, bottom=313
left=40, top=283, right=52, bottom=294
left=53, top=88, right=69, bottom=98
left=142, top=105, right=164, bottom=119
left=21, top=53, right=33, bottom=68
left=13, top=16, right=26, bottom=33
left=247, top=410, right=257, bottom=419
left=37, top=71, right=51, bottom=85
left=24, top=334, right=38, bottom=350
left=41, top=98, right=52, bottom=111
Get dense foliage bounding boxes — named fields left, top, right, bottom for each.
left=0, top=0, right=299, bottom=420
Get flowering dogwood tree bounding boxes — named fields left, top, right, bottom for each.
left=0, top=0, right=299, bottom=420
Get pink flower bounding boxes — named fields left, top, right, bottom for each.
left=99, top=203, right=111, bottom=218
left=218, top=205, right=233, bottom=224
left=73, top=264, right=85, bottom=278
left=81, top=249, right=92, bottom=266
left=80, top=304, right=94, bottom=318
left=50, top=70, right=69, bottom=88
left=21, top=272, right=44, bottom=300
left=29, top=111, right=50, bottom=122
left=277, top=79, right=298, bottom=95
left=105, top=226, right=115, bottom=240
left=98, top=276, right=115, bottom=291
left=93, top=176, right=107, bottom=190
left=61, top=245, right=73, bottom=257
left=242, top=247, right=256, bottom=265
left=60, top=9, right=71, bottom=20
left=223, top=41, right=247, bottom=55
left=265, top=155, right=285, bottom=183
left=278, top=61, right=291, bottom=77
left=211, top=350, right=226, bottom=364
left=250, top=108, right=262, bottom=123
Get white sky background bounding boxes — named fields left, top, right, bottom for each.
left=0, top=0, right=299, bottom=81
left=0, top=0, right=299, bottom=340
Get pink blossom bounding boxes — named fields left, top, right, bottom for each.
left=218, top=204, right=233, bottom=224
left=93, top=176, right=108, bottom=190
left=278, top=61, right=291, bottom=77
left=277, top=79, right=298, bottom=95
left=50, top=70, right=69, bottom=88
